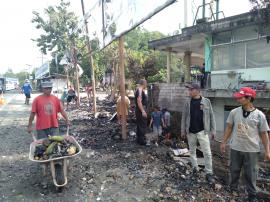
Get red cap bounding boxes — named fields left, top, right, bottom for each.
left=233, top=87, right=256, bottom=99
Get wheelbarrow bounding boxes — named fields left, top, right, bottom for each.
left=29, top=127, right=82, bottom=190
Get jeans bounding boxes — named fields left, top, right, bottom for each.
left=187, top=131, right=213, bottom=174
left=36, top=127, right=59, bottom=139
left=230, top=149, right=259, bottom=198
left=153, top=126, right=162, bottom=136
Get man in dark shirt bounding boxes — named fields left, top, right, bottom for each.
left=189, top=96, right=204, bottom=134
left=181, top=83, right=216, bottom=184
left=135, top=79, right=148, bottom=145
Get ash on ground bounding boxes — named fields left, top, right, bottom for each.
left=58, top=97, right=270, bottom=202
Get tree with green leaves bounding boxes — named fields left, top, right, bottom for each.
left=32, top=1, right=183, bottom=94
left=3, top=69, right=34, bottom=86
left=249, top=0, right=270, bottom=9
left=32, top=0, right=80, bottom=79
left=125, top=28, right=183, bottom=84
left=3, top=68, right=16, bottom=78
left=32, top=0, right=79, bottom=55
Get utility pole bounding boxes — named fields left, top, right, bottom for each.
left=215, top=0, right=220, bottom=20
left=184, top=0, right=187, bottom=28
left=81, top=0, right=97, bottom=115
left=202, top=0, right=206, bottom=19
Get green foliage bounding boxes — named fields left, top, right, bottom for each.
left=32, top=0, right=81, bottom=78
left=170, top=57, right=185, bottom=83
left=3, top=68, right=16, bottom=78
left=124, top=28, right=167, bottom=83
left=3, top=69, right=31, bottom=86
left=147, top=69, right=167, bottom=83
left=249, top=0, right=270, bottom=9
left=32, top=0, right=79, bottom=55
left=17, top=71, right=33, bottom=86
left=32, top=1, right=182, bottom=85
left=92, top=41, right=119, bottom=82
left=125, top=28, right=165, bottom=51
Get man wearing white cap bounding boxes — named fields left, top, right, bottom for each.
left=21, top=79, right=32, bottom=105
left=27, top=81, right=70, bottom=139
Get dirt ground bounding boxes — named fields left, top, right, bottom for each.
left=0, top=92, right=269, bottom=202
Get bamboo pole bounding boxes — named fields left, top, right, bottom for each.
left=81, top=0, right=97, bottom=114
left=73, top=44, right=80, bottom=107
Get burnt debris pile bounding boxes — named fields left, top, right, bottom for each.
left=62, top=98, right=270, bottom=201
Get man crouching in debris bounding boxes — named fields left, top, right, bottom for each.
left=181, top=83, right=216, bottom=184
left=220, top=87, right=270, bottom=202
left=27, top=81, right=70, bottom=139
left=135, top=79, right=148, bottom=145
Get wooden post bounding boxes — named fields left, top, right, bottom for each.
left=183, top=51, right=191, bottom=82
left=73, top=44, right=80, bottom=107
left=66, top=65, right=69, bottom=87
left=119, top=36, right=127, bottom=140
left=81, top=0, right=97, bottom=114
left=167, top=48, right=172, bottom=83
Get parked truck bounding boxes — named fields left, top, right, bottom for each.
left=0, top=77, right=19, bottom=93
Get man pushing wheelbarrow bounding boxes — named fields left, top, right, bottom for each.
left=27, top=81, right=82, bottom=190
left=27, top=81, right=70, bottom=139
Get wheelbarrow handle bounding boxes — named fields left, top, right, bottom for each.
left=32, top=133, right=37, bottom=142
left=66, top=125, right=70, bottom=136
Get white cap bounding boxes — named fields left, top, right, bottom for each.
left=25, top=79, right=29, bottom=83
left=41, top=81, right=53, bottom=88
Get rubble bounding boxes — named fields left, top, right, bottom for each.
left=61, top=97, right=270, bottom=202
left=215, top=183, right=222, bottom=191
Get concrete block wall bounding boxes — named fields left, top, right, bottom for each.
left=148, top=83, right=189, bottom=135
left=149, top=83, right=189, bottom=112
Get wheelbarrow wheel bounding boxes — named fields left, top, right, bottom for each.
left=56, top=186, right=63, bottom=193
left=55, top=164, right=65, bottom=186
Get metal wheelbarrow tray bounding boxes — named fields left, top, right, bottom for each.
left=29, top=135, right=82, bottom=188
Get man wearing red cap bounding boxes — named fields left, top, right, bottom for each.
left=220, top=87, right=270, bottom=202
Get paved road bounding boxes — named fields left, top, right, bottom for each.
left=0, top=92, right=36, bottom=201
left=0, top=91, right=103, bottom=201
left=0, top=92, right=78, bottom=201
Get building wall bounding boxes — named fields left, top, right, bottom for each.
left=212, top=97, right=270, bottom=141
left=191, top=56, right=204, bottom=67
left=149, top=83, right=270, bottom=140
left=149, top=83, right=189, bottom=112
left=211, top=67, right=270, bottom=89
left=210, top=24, right=270, bottom=89
left=148, top=83, right=189, bottom=135
left=52, top=78, right=67, bottom=93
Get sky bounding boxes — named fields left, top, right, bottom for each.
left=0, top=0, right=252, bottom=74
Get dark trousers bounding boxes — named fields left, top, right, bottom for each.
left=230, top=149, right=259, bottom=197
left=135, top=110, right=147, bottom=145
left=36, top=127, right=59, bottom=139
